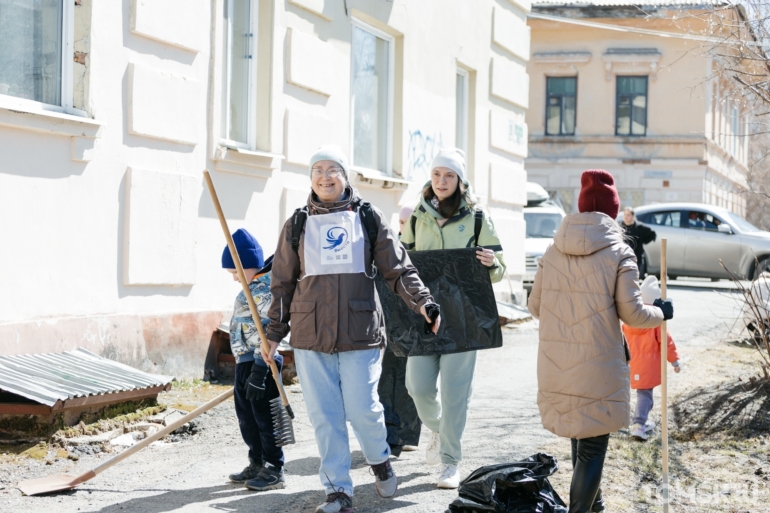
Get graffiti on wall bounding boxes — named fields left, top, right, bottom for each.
left=407, top=130, right=443, bottom=182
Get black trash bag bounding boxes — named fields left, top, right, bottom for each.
left=378, top=346, right=421, bottom=450
left=447, top=453, right=567, bottom=513
left=375, top=248, right=502, bottom=357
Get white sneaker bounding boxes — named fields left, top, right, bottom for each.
left=630, top=423, right=648, bottom=441
left=437, top=464, right=460, bottom=489
left=425, top=431, right=440, bottom=466
left=402, top=445, right=418, bottom=452
left=644, top=420, right=656, bottom=433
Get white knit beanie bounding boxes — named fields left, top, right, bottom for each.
left=431, top=147, right=468, bottom=186
left=309, top=145, right=350, bottom=181
left=640, top=275, right=660, bottom=305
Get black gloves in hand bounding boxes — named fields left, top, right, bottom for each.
left=245, top=362, right=269, bottom=401
left=423, top=303, right=441, bottom=335
left=653, top=298, right=674, bottom=320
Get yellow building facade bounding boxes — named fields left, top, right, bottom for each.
left=526, top=1, right=749, bottom=216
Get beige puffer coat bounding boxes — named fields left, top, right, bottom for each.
left=528, top=212, right=664, bottom=439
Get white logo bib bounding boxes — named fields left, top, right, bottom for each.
left=303, top=210, right=366, bottom=277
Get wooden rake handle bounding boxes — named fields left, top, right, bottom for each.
left=203, top=171, right=292, bottom=410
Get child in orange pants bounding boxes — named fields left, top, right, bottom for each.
left=622, top=275, right=681, bottom=441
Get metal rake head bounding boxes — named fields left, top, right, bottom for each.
left=270, top=396, right=296, bottom=447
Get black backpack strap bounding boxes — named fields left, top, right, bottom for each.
left=359, top=202, right=378, bottom=255
left=410, top=215, right=417, bottom=238
left=474, top=208, right=484, bottom=247
left=291, top=206, right=308, bottom=253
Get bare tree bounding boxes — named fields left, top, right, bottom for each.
left=697, top=2, right=770, bottom=227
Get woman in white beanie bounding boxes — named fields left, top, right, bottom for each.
left=266, top=145, right=441, bottom=513
left=400, top=147, right=506, bottom=489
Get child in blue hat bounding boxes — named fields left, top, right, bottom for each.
left=222, top=228, right=285, bottom=491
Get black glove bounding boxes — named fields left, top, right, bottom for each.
left=653, top=298, right=674, bottom=320
left=423, top=303, right=441, bottom=335
left=245, top=361, right=269, bottom=401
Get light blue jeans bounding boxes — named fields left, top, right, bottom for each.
left=405, top=351, right=477, bottom=465
left=294, top=348, right=390, bottom=497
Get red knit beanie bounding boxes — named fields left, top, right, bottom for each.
left=578, top=169, right=620, bottom=219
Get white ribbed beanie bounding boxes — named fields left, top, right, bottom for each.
left=309, top=145, right=350, bottom=181
left=431, top=147, right=467, bottom=185
left=640, top=275, right=660, bottom=305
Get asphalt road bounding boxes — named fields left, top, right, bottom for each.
left=0, top=286, right=742, bottom=513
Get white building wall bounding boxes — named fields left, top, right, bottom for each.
left=0, top=0, right=529, bottom=376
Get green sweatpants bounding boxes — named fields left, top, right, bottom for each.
left=405, top=351, right=477, bottom=465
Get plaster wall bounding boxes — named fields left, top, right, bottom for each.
left=0, top=0, right=530, bottom=376
left=525, top=14, right=748, bottom=216
left=527, top=18, right=708, bottom=138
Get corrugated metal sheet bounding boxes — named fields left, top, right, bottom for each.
left=533, top=0, right=726, bottom=6
left=0, top=348, right=174, bottom=407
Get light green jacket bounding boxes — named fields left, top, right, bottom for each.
left=400, top=191, right=506, bottom=283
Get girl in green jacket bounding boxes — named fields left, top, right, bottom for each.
left=400, top=147, right=506, bottom=489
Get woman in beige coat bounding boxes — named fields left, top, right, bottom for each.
left=528, top=169, right=674, bottom=513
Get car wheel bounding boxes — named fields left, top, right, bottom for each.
left=668, top=275, right=678, bottom=281
left=754, top=257, right=770, bottom=280
left=711, top=278, right=721, bottom=282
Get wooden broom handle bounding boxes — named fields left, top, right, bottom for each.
left=203, top=171, right=291, bottom=408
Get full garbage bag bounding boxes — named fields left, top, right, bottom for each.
left=375, top=248, right=502, bottom=357
left=447, top=453, right=567, bottom=513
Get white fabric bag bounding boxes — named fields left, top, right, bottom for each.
left=303, top=210, right=366, bottom=277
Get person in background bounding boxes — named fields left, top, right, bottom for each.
left=401, top=147, right=506, bottom=489
left=621, top=207, right=656, bottom=279
left=378, top=203, right=421, bottom=457
left=623, top=275, right=681, bottom=442
left=222, top=229, right=285, bottom=492
left=529, top=169, right=673, bottom=512
left=399, top=205, right=414, bottom=237
left=266, top=145, right=440, bottom=513
left=688, top=211, right=705, bottom=228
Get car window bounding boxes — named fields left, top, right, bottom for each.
left=725, top=212, right=761, bottom=232
left=645, top=211, right=681, bottom=227
left=524, top=213, right=564, bottom=238
left=686, top=211, right=722, bottom=231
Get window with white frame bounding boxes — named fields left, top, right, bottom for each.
left=350, top=20, right=394, bottom=174
left=616, top=76, right=647, bottom=136
left=222, top=0, right=257, bottom=147
left=455, top=69, right=469, bottom=153
left=0, top=0, right=80, bottom=114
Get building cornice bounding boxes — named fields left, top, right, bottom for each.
left=532, top=51, right=592, bottom=65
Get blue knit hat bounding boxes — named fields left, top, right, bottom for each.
left=222, top=229, right=264, bottom=270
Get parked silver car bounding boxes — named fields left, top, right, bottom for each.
left=523, top=183, right=566, bottom=291
left=633, top=203, right=770, bottom=280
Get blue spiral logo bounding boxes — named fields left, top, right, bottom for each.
left=324, top=227, right=348, bottom=250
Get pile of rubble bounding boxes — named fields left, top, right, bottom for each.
left=52, top=408, right=203, bottom=457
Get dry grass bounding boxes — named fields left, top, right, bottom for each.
left=545, top=431, right=770, bottom=512
left=543, top=342, right=770, bottom=511
left=159, top=380, right=232, bottom=412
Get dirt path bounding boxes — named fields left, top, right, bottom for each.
left=0, top=322, right=549, bottom=513
left=0, top=285, right=742, bottom=512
